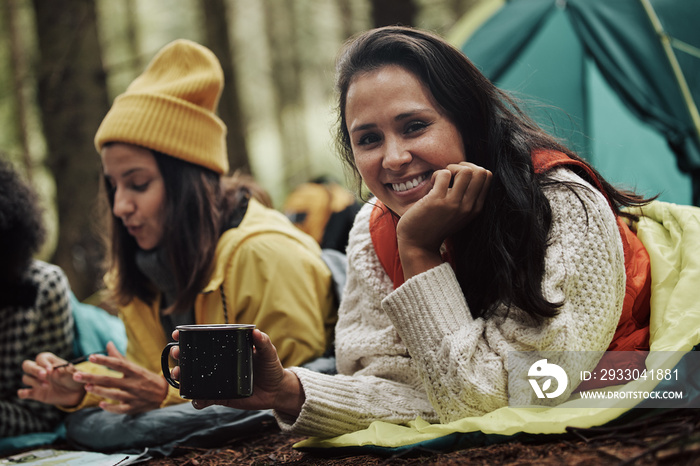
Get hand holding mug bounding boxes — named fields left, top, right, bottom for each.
left=162, top=324, right=255, bottom=400
left=167, top=327, right=305, bottom=417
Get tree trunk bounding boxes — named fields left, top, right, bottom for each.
left=4, top=0, right=33, bottom=177
left=199, top=0, right=251, bottom=174
left=370, top=0, right=417, bottom=28
left=124, top=0, right=143, bottom=73
left=31, top=0, right=110, bottom=300
left=337, top=0, right=356, bottom=41
left=261, top=0, right=310, bottom=191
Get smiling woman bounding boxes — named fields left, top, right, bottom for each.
left=172, top=26, right=656, bottom=439
left=345, top=65, right=471, bottom=219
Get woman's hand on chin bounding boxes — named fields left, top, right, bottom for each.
left=397, top=162, right=492, bottom=279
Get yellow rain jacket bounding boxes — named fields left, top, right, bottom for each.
left=74, top=198, right=335, bottom=409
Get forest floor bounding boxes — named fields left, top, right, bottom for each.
left=141, top=408, right=700, bottom=465
left=3, top=409, right=700, bottom=465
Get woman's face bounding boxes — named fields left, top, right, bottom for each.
left=345, top=65, right=466, bottom=217
left=101, top=143, right=166, bottom=251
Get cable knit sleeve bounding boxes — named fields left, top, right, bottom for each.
left=276, top=168, right=625, bottom=437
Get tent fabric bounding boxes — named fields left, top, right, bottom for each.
left=566, top=1, right=700, bottom=174
left=294, top=200, right=700, bottom=453
left=457, top=0, right=700, bottom=206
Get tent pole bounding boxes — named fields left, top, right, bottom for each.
left=446, top=0, right=505, bottom=47
left=639, top=0, right=700, bottom=145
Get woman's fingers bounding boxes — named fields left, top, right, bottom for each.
left=192, top=399, right=215, bottom=410
left=87, top=354, right=134, bottom=376
left=473, top=169, right=492, bottom=212
left=252, top=329, right=275, bottom=359
left=105, top=341, right=124, bottom=358
left=73, top=372, right=122, bottom=389
left=429, top=168, right=453, bottom=196
left=35, top=352, right=66, bottom=371
left=98, top=401, right=131, bottom=414
left=445, top=163, right=492, bottom=210
left=85, top=384, right=129, bottom=403
left=448, top=165, right=474, bottom=199
left=76, top=365, right=168, bottom=414
left=20, top=373, right=41, bottom=390
left=21, top=359, right=47, bottom=381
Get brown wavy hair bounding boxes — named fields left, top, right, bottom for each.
left=334, top=26, right=652, bottom=320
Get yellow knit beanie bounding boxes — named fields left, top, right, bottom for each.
left=94, top=39, right=229, bottom=174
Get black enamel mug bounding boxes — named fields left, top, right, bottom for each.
left=161, top=324, right=255, bottom=399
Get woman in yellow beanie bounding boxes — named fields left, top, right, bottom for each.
left=19, top=39, right=336, bottom=450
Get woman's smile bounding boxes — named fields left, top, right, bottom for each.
left=345, top=65, right=466, bottom=217
left=388, top=171, right=432, bottom=193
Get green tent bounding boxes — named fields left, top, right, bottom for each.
left=449, top=0, right=700, bottom=206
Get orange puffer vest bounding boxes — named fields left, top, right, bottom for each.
left=369, top=150, right=651, bottom=391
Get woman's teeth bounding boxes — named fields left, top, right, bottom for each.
left=392, top=174, right=427, bottom=192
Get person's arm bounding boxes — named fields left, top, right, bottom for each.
left=180, top=204, right=438, bottom=437
left=0, top=398, right=65, bottom=437
left=383, top=168, right=626, bottom=422
left=16, top=263, right=84, bottom=415
left=272, top=204, right=441, bottom=437
left=7, top=263, right=75, bottom=434
left=280, top=171, right=624, bottom=436
left=193, top=177, right=624, bottom=439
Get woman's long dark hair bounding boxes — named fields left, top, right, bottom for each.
left=335, top=26, right=651, bottom=320
left=103, top=150, right=261, bottom=314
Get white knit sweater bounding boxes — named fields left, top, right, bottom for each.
left=275, top=168, right=625, bottom=437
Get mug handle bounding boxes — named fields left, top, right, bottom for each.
left=161, top=342, right=180, bottom=389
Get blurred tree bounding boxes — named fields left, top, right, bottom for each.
left=124, top=0, right=143, bottom=72
left=337, top=0, right=356, bottom=40
left=261, top=0, right=311, bottom=190
left=3, top=0, right=32, bottom=177
left=371, top=0, right=417, bottom=27
left=415, top=0, right=482, bottom=33
left=199, top=0, right=251, bottom=174
left=31, top=0, right=109, bottom=299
